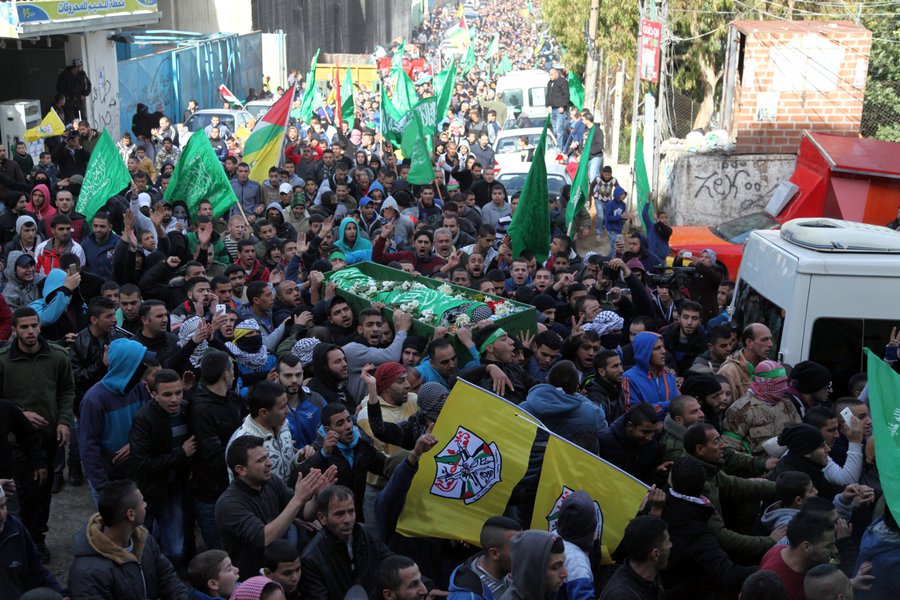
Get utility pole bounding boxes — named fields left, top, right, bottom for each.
left=584, top=0, right=601, bottom=112
left=652, top=0, right=668, bottom=196
left=611, top=61, right=624, bottom=166
left=628, top=1, right=644, bottom=173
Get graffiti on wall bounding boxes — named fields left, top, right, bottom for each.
left=90, top=66, right=119, bottom=132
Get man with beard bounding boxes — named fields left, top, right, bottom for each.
left=343, top=308, right=412, bottom=403
left=586, top=349, right=627, bottom=423
left=372, top=223, right=446, bottom=276
left=275, top=355, right=325, bottom=450
left=661, top=300, right=707, bottom=376
left=459, top=325, right=535, bottom=405
left=416, top=333, right=479, bottom=391
left=307, top=344, right=351, bottom=408
left=314, top=295, right=356, bottom=346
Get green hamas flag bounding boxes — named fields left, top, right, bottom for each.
left=76, top=129, right=132, bottom=222
left=508, top=115, right=551, bottom=263
left=341, top=67, right=355, bottom=129
left=865, top=348, right=900, bottom=518
left=401, top=111, right=434, bottom=185
left=434, top=59, right=457, bottom=126
left=568, top=70, right=585, bottom=111
left=163, top=132, right=238, bottom=219
left=497, top=54, right=513, bottom=75
left=486, top=33, right=499, bottom=59
left=566, top=126, right=595, bottom=235
left=394, top=69, right=419, bottom=114
left=461, top=42, right=476, bottom=75
left=635, top=134, right=652, bottom=225
left=298, top=49, right=321, bottom=123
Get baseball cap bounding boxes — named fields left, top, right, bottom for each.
left=279, top=182, right=292, bottom=195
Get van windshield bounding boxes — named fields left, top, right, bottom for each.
left=502, top=89, right=524, bottom=109
left=733, top=280, right=785, bottom=361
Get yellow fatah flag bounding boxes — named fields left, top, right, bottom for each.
left=531, top=435, right=648, bottom=564
left=396, top=380, right=540, bottom=544
left=456, top=3, right=464, bottom=18
left=24, top=109, right=65, bottom=142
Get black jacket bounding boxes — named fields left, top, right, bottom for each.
left=660, top=323, right=708, bottom=376
left=0, top=398, right=46, bottom=477
left=129, top=400, right=192, bottom=504
left=775, top=451, right=843, bottom=500
left=0, top=513, right=63, bottom=597
left=458, top=359, right=534, bottom=405
left=599, top=560, right=665, bottom=600
left=306, top=343, right=352, bottom=409
left=188, top=385, right=246, bottom=503
left=70, top=327, right=126, bottom=413
left=51, top=142, right=90, bottom=179
left=138, top=260, right=187, bottom=310
left=659, top=491, right=757, bottom=599
left=596, top=414, right=662, bottom=485
left=300, top=429, right=387, bottom=519
left=300, top=523, right=392, bottom=599
left=132, top=330, right=179, bottom=369
left=546, top=77, right=570, bottom=109
left=585, top=377, right=626, bottom=423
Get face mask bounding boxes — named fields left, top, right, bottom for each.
left=236, top=335, right=263, bottom=353
left=600, top=334, right=620, bottom=350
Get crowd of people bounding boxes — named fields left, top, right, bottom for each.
left=1, top=1, right=898, bottom=600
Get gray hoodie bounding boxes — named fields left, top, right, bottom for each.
left=761, top=493, right=855, bottom=545
left=499, top=530, right=560, bottom=600
left=379, top=197, right=414, bottom=247
left=2, top=250, right=45, bottom=310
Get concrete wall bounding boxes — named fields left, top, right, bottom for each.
left=659, top=152, right=797, bottom=226
left=66, top=32, right=122, bottom=135
left=253, top=0, right=411, bottom=73
left=156, top=0, right=254, bottom=34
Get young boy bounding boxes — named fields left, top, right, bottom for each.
left=13, top=141, right=34, bottom=176
left=188, top=550, right=241, bottom=599
left=591, top=165, right=618, bottom=236
left=262, top=540, right=302, bottom=600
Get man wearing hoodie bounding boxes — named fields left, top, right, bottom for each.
left=68, top=479, right=185, bottom=599
left=520, top=361, right=606, bottom=453
left=2, top=251, right=44, bottom=310
left=307, top=343, right=351, bottom=407
left=28, top=266, right=82, bottom=341
left=622, top=332, right=678, bottom=415
left=498, top=530, right=568, bottom=600
left=659, top=456, right=758, bottom=599
left=603, top=186, right=633, bottom=256
left=379, top=197, right=415, bottom=248
left=556, top=490, right=602, bottom=600
left=286, top=193, right=310, bottom=235
left=0, top=306, right=75, bottom=563
left=343, top=308, right=411, bottom=403
left=0, top=193, right=32, bottom=246
left=79, top=338, right=155, bottom=503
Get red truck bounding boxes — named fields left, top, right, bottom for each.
left=669, top=131, right=900, bottom=278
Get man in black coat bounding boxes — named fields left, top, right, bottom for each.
left=596, top=402, right=663, bottom=485
left=300, top=485, right=392, bottom=599
left=546, top=68, right=570, bottom=151
left=659, top=456, right=757, bottom=599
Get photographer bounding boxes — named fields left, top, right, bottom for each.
left=673, top=249, right=723, bottom=322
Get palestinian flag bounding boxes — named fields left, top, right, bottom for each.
left=244, top=85, right=295, bottom=183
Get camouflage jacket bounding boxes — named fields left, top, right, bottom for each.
left=723, top=392, right=801, bottom=456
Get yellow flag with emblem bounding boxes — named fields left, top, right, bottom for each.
left=531, top=435, right=648, bottom=563
left=24, top=109, right=65, bottom=142
left=396, top=380, right=540, bottom=545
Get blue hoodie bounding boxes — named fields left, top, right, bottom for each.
left=622, top=331, right=677, bottom=415
left=519, top=383, right=606, bottom=442
left=334, top=217, right=373, bottom=254
left=28, top=268, right=72, bottom=325
left=855, top=518, right=900, bottom=600
left=78, top=338, right=151, bottom=492
left=604, top=186, right=628, bottom=236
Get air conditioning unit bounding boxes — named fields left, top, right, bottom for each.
left=0, top=99, right=43, bottom=158
left=780, top=218, right=900, bottom=253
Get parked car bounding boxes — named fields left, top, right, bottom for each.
left=492, top=127, right=560, bottom=175
left=178, top=108, right=253, bottom=145
left=497, top=160, right=571, bottom=204
left=244, top=99, right=276, bottom=121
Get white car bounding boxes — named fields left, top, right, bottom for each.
left=496, top=160, right=571, bottom=204
left=178, top=108, right=254, bottom=145
left=492, top=127, right=562, bottom=176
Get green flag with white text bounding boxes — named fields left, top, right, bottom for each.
left=76, top=129, right=132, bottom=222
left=435, top=59, right=457, bottom=124
left=341, top=67, right=355, bottom=129
left=381, top=85, right=405, bottom=146
left=163, top=132, right=238, bottom=219
left=486, top=33, right=499, bottom=59
left=401, top=111, right=434, bottom=185
left=865, top=349, right=900, bottom=519
left=497, top=54, right=513, bottom=75
left=566, top=126, right=594, bottom=235
left=508, top=115, right=551, bottom=262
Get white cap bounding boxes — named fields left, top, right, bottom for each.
left=137, top=192, right=152, bottom=209
left=279, top=182, right=292, bottom=195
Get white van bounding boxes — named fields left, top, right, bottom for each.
left=496, top=70, right=549, bottom=125
left=731, top=218, right=900, bottom=395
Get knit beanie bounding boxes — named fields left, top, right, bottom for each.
left=778, top=423, right=826, bottom=456
left=417, top=382, right=450, bottom=421
left=15, top=215, right=35, bottom=235
left=557, top=490, right=598, bottom=553
left=402, top=334, right=427, bottom=354
left=791, top=361, right=832, bottom=394
left=375, top=361, right=406, bottom=395
left=230, top=576, right=280, bottom=600
left=532, top=293, right=557, bottom=313
left=681, top=373, right=722, bottom=400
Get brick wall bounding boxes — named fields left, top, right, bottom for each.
left=729, top=22, right=872, bottom=154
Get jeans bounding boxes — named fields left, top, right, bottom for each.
left=588, top=156, right=604, bottom=185
left=550, top=108, right=568, bottom=151
left=146, top=489, right=186, bottom=564
left=12, top=438, right=57, bottom=541
left=53, top=416, right=80, bottom=477
left=192, top=498, right=222, bottom=550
